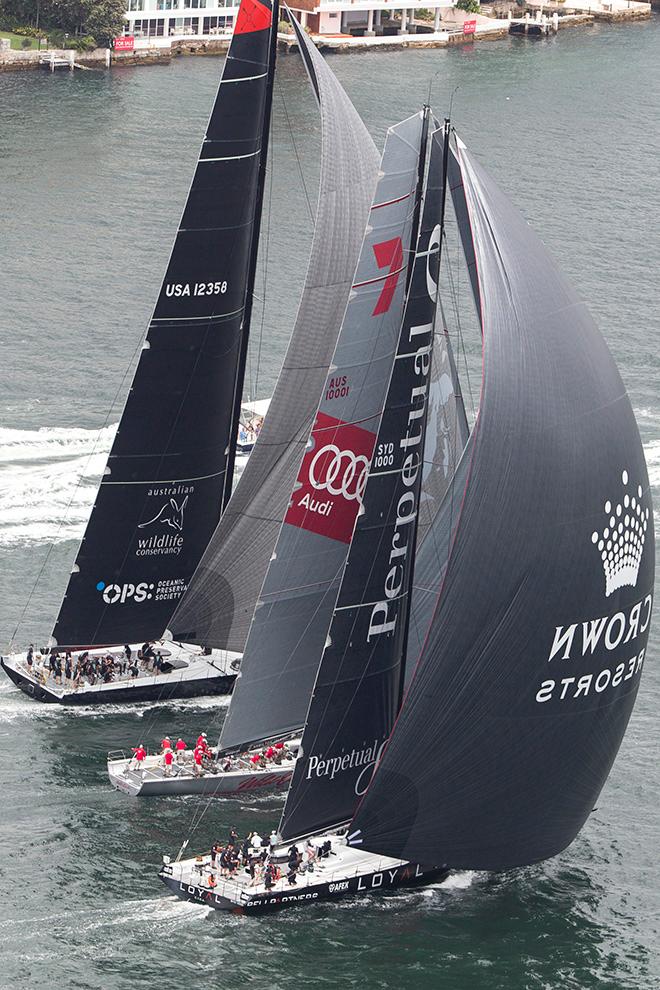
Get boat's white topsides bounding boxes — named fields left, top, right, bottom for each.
left=2, top=641, right=240, bottom=698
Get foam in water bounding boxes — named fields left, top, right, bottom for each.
left=0, top=423, right=247, bottom=549
left=0, top=424, right=116, bottom=547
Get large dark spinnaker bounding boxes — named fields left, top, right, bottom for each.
left=51, top=0, right=278, bottom=649
left=350, top=133, right=654, bottom=870
left=279, top=121, right=446, bottom=841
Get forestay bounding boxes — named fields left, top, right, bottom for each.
left=52, top=0, right=277, bottom=649
left=350, top=133, right=654, bottom=869
left=279, top=120, right=446, bottom=841
left=219, top=113, right=426, bottom=752
left=169, top=14, right=380, bottom=651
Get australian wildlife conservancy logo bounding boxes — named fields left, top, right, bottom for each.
left=135, top=485, right=193, bottom=557
left=591, top=469, right=649, bottom=597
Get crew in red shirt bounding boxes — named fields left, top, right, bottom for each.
left=196, top=733, right=206, bottom=749
left=161, top=736, right=172, bottom=751
left=265, top=746, right=275, bottom=760
left=175, top=738, right=186, bottom=751
left=194, top=747, right=204, bottom=775
left=132, top=744, right=147, bottom=769
left=163, top=748, right=174, bottom=775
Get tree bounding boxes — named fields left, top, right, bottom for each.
left=0, top=0, right=126, bottom=45
left=456, top=0, right=480, bottom=12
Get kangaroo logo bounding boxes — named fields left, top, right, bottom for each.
left=139, top=496, right=188, bottom=532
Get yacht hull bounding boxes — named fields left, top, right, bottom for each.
left=1, top=656, right=235, bottom=706
left=159, top=861, right=449, bottom=914
left=108, top=760, right=293, bottom=797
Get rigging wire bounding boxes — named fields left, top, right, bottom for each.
left=276, top=74, right=315, bottom=223
left=6, top=333, right=145, bottom=653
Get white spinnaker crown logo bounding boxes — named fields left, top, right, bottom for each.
left=592, top=469, right=649, bottom=597
left=309, top=444, right=370, bottom=502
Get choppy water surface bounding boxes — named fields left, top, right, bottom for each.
left=0, top=20, right=659, bottom=990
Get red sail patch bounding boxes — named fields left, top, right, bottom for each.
left=234, top=0, right=272, bottom=34
left=285, top=412, right=376, bottom=544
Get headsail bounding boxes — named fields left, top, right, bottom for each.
left=168, top=15, right=380, bottom=652
left=279, top=119, right=445, bottom=841
left=219, top=112, right=426, bottom=752
left=51, top=0, right=277, bottom=649
left=349, top=133, right=654, bottom=870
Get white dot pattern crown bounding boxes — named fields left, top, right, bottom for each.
left=591, top=470, right=649, bottom=597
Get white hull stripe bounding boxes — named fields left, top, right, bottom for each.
left=199, top=149, right=261, bottom=163
left=353, top=264, right=407, bottom=291
left=220, top=72, right=268, bottom=84
left=101, top=469, right=226, bottom=486
left=151, top=306, right=244, bottom=324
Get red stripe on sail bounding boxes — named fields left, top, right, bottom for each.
left=234, top=0, right=272, bottom=34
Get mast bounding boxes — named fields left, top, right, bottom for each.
left=221, top=0, right=279, bottom=510
left=50, top=0, right=278, bottom=650
left=396, top=114, right=449, bottom=711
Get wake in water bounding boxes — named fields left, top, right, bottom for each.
left=0, top=424, right=116, bottom=547
left=0, top=424, right=249, bottom=548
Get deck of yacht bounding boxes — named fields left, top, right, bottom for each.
left=5, top=642, right=239, bottom=698
left=169, top=833, right=408, bottom=903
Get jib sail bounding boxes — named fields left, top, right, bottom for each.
left=219, top=112, right=426, bottom=752
left=168, top=13, right=380, bottom=652
left=349, top=133, right=654, bottom=870
left=279, top=119, right=447, bottom=841
left=51, top=0, right=278, bottom=648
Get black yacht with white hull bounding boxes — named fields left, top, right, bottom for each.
left=1, top=642, right=238, bottom=705
left=161, top=6, right=653, bottom=913
left=4, top=0, right=281, bottom=704
left=160, top=830, right=448, bottom=914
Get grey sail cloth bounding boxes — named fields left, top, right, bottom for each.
left=169, top=22, right=380, bottom=651
left=350, top=133, right=654, bottom=870
left=415, top=303, right=470, bottom=550
left=278, top=119, right=439, bottom=842
left=220, top=113, right=425, bottom=752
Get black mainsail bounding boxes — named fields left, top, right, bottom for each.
left=218, top=112, right=426, bottom=753
left=51, top=0, right=277, bottom=649
left=279, top=121, right=446, bottom=841
left=349, top=133, right=655, bottom=870
left=169, top=15, right=380, bottom=652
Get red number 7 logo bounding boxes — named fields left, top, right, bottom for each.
left=371, top=237, right=404, bottom=316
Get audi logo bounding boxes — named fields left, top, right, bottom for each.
left=309, top=444, right=370, bottom=502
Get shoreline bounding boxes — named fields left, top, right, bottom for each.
left=0, top=5, right=653, bottom=72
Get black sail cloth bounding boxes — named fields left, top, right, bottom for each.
left=51, top=0, right=277, bottom=648
left=169, top=16, right=380, bottom=652
left=350, top=133, right=654, bottom=870
left=279, top=123, right=445, bottom=842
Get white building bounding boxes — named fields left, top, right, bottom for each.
left=122, top=0, right=455, bottom=42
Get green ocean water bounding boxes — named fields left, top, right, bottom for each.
left=0, top=19, right=659, bottom=990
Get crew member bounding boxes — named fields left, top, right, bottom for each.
left=163, top=748, right=174, bottom=776
left=175, top=737, right=187, bottom=762
left=161, top=735, right=172, bottom=752
left=132, top=743, right=147, bottom=770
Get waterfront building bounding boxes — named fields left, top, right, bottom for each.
left=122, top=0, right=455, bottom=42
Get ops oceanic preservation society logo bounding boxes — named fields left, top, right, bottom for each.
left=285, top=411, right=376, bottom=544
